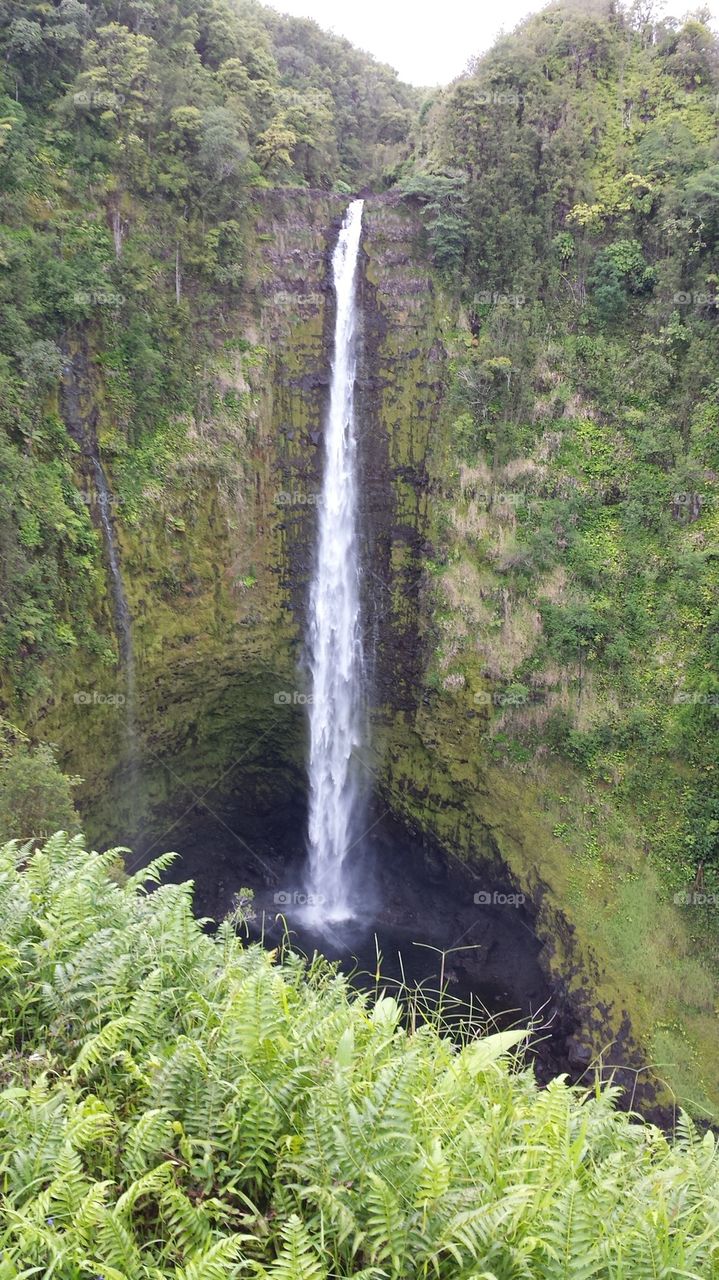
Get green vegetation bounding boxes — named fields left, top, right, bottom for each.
left=407, top=2, right=719, bottom=903
left=0, top=0, right=416, bottom=698
left=0, top=833, right=718, bottom=1278
left=1, top=0, right=719, bottom=1203
left=0, top=719, right=80, bottom=841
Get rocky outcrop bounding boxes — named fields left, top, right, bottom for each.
left=357, top=195, right=445, bottom=714
left=42, top=190, right=348, bottom=845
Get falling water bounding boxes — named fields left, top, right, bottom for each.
left=90, top=455, right=139, bottom=822
left=306, top=199, right=365, bottom=923
left=60, top=353, right=139, bottom=832
left=90, top=455, right=134, bottom=683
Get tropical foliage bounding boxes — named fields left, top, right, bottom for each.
left=0, top=719, right=80, bottom=841
left=408, top=1, right=719, bottom=896
left=0, top=832, right=717, bottom=1278
left=0, top=0, right=416, bottom=696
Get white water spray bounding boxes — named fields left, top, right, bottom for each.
left=306, top=199, right=364, bottom=923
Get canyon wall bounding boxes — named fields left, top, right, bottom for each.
left=23, top=190, right=710, bottom=1117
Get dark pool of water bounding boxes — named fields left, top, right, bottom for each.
left=133, top=798, right=576, bottom=1081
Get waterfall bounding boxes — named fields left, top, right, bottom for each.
left=90, top=454, right=139, bottom=821
left=305, top=199, right=365, bottom=923
left=60, top=355, right=137, bottom=786
left=90, top=455, right=135, bottom=690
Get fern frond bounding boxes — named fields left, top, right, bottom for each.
left=126, top=852, right=178, bottom=890
left=175, top=1234, right=253, bottom=1280
left=122, top=1107, right=175, bottom=1178
left=263, top=1214, right=327, bottom=1280
left=160, top=1183, right=213, bottom=1256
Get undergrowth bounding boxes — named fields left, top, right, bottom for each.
left=0, top=833, right=717, bottom=1278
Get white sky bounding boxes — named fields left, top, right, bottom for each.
left=267, top=0, right=719, bottom=86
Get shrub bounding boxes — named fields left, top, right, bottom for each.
left=0, top=723, right=80, bottom=841
left=588, top=241, right=655, bottom=326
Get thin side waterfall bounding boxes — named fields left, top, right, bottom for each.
left=91, top=453, right=139, bottom=813
left=90, top=455, right=134, bottom=683
left=60, top=356, right=138, bottom=810
left=305, top=199, right=365, bottom=923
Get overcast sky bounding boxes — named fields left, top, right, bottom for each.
left=267, top=0, right=719, bottom=86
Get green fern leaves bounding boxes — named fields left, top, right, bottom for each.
left=0, top=835, right=717, bottom=1279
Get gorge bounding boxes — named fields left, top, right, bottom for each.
left=24, top=184, right=708, bottom=1118
left=129, top=191, right=572, bottom=1084
left=1, top=3, right=719, bottom=1263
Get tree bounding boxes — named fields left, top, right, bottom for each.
left=197, top=106, right=249, bottom=184
left=0, top=724, right=80, bottom=841
left=399, top=174, right=469, bottom=275
left=660, top=18, right=717, bottom=89
left=681, top=164, right=719, bottom=252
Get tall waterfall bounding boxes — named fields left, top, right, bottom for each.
left=306, top=199, right=365, bottom=923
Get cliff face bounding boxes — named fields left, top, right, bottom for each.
left=20, top=190, right=715, bottom=1119
left=36, top=191, right=445, bottom=851
left=356, top=196, right=445, bottom=715
left=37, top=192, right=343, bottom=846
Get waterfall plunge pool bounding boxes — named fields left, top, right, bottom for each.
left=125, top=199, right=577, bottom=1085
left=132, top=797, right=577, bottom=1084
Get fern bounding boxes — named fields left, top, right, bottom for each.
left=160, top=1182, right=214, bottom=1256
left=122, top=1107, right=175, bottom=1179
left=0, top=835, right=717, bottom=1280
left=176, top=1234, right=251, bottom=1280
left=542, top=1179, right=605, bottom=1279
left=86, top=1205, right=145, bottom=1278
left=262, top=1214, right=327, bottom=1280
